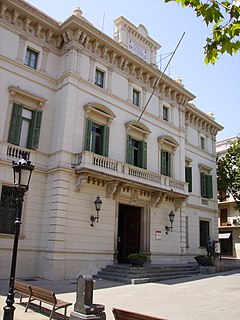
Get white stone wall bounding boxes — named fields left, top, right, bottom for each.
left=0, top=1, right=222, bottom=279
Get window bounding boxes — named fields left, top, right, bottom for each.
left=0, top=186, right=17, bottom=235
left=185, top=167, right=192, bottom=192
left=161, top=150, right=171, bottom=176
left=200, top=136, right=205, bottom=150
left=126, top=135, right=147, bottom=169
left=220, top=208, right=228, bottom=226
left=24, top=48, right=38, bottom=69
left=95, top=69, right=104, bottom=88
left=163, top=106, right=169, bottom=121
left=199, top=220, right=210, bottom=247
left=8, top=103, right=42, bottom=149
left=133, top=89, right=140, bottom=106
left=85, top=118, right=109, bottom=156
left=200, top=172, right=213, bottom=198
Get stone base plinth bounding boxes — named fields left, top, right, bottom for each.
left=70, top=311, right=106, bottom=320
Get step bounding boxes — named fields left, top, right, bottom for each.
left=94, top=263, right=200, bottom=284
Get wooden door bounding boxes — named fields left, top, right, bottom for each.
left=117, top=204, right=141, bottom=263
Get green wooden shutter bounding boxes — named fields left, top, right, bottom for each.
left=185, top=167, right=192, bottom=192
left=200, top=172, right=206, bottom=197
left=8, top=104, right=23, bottom=145
left=27, top=110, right=42, bottom=149
left=85, top=118, right=92, bottom=151
left=206, top=175, right=213, bottom=199
left=167, top=152, right=171, bottom=177
left=161, top=150, right=166, bottom=175
left=142, top=141, right=147, bottom=169
left=126, top=135, right=133, bottom=164
left=102, top=125, right=109, bottom=157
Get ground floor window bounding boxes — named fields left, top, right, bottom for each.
left=199, top=219, right=210, bottom=247
left=0, top=186, right=17, bottom=234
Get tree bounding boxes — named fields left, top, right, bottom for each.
left=165, top=0, right=240, bottom=64
left=217, top=137, right=240, bottom=211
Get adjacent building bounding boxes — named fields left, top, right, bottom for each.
left=0, top=0, right=223, bottom=280
left=216, top=136, right=240, bottom=258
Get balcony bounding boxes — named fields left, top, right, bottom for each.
left=74, top=151, right=188, bottom=196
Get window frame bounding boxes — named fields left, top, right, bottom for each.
left=132, top=89, right=140, bottom=106
left=8, top=103, right=43, bottom=149
left=95, top=68, right=105, bottom=88
left=199, top=219, right=210, bottom=248
left=85, top=118, right=109, bottom=157
left=0, top=185, right=18, bottom=235
left=125, top=121, right=150, bottom=170
left=200, top=136, right=206, bottom=150
left=200, top=172, right=213, bottom=199
left=24, top=47, right=39, bottom=69
left=163, top=105, right=169, bottom=121
left=127, top=135, right=147, bottom=169
left=185, top=166, right=192, bottom=192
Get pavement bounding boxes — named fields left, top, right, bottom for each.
left=0, top=258, right=240, bottom=320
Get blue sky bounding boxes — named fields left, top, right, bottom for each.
left=27, top=0, right=239, bottom=141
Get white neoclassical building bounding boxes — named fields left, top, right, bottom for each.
left=0, top=0, right=223, bottom=280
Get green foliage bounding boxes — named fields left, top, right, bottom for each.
left=217, top=137, right=240, bottom=210
left=194, top=255, right=214, bottom=266
left=165, top=0, right=240, bottom=64
left=127, top=252, right=147, bottom=259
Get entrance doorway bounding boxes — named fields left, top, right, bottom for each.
left=117, top=204, right=142, bottom=263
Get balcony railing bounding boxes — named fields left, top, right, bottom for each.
left=75, top=151, right=188, bottom=194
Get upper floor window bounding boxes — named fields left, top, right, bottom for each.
left=185, top=166, right=192, bottom=192
left=163, top=106, right=169, bottom=121
left=8, top=103, right=42, bottom=149
left=0, top=186, right=17, bottom=235
left=200, top=136, right=206, bottom=150
left=158, top=135, right=179, bottom=178
left=24, top=48, right=38, bottom=69
left=85, top=119, right=109, bottom=156
left=95, top=69, right=104, bottom=88
left=161, top=150, right=171, bottom=176
left=84, top=103, right=116, bottom=157
left=125, top=121, right=151, bottom=169
left=127, top=136, right=147, bottom=169
left=200, top=172, right=213, bottom=199
left=133, top=89, right=140, bottom=106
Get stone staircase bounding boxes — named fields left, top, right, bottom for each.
left=94, top=263, right=200, bottom=284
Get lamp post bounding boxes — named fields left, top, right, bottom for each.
left=3, top=152, right=34, bottom=320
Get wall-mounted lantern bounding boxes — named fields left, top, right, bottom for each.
left=165, top=210, right=175, bottom=234
left=90, top=195, right=102, bottom=227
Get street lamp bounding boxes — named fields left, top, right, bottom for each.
left=90, top=195, right=102, bottom=227
left=3, top=152, right=34, bottom=320
left=165, top=210, right=175, bottom=234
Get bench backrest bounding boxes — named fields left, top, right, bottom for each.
left=112, top=308, right=166, bottom=320
left=30, top=285, right=57, bottom=305
left=14, top=281, right=31, bottom=295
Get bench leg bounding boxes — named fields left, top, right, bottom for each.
left=25, top=296, right=31, bottom=312
left=49, top=306, right=55, bottom=320
left=64, top=306, right=67, bottom=320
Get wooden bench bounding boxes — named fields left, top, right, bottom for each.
left=14, top=280, right=72, bottom=320
left=112, top=308, right=167, bottom=320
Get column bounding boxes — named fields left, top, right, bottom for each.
left=16, top=34, right=27, bottom=63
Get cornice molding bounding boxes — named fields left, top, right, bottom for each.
left=1, top=0, right=195, bottom=108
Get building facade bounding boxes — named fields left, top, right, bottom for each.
left=216, top=136, right=240, bottom=258
left=0, top=0, right=223, bottom=280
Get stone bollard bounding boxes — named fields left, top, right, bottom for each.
left=70, top=274, right=106, bottom=320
